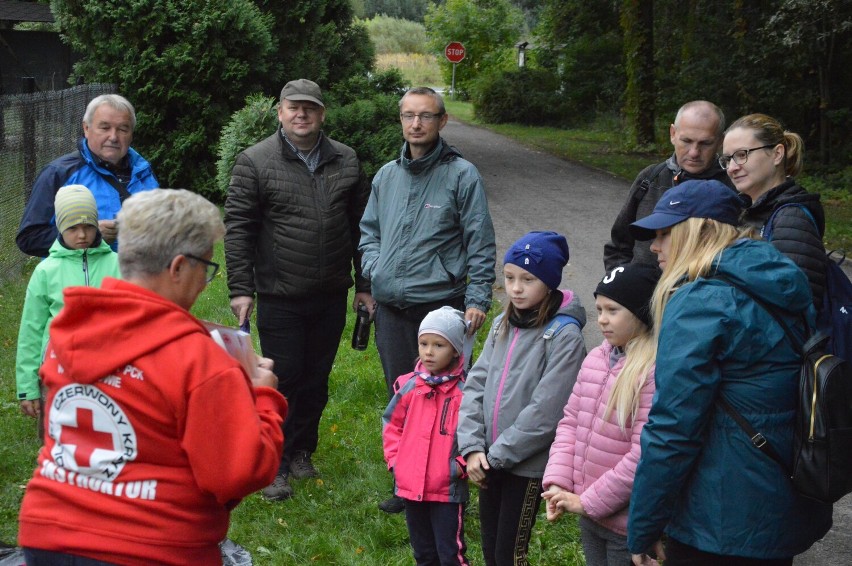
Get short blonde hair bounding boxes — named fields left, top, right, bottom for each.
left=116, top=189, right=224, bottom=279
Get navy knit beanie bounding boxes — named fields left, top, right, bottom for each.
left=504, top=231, right=569, bottom=290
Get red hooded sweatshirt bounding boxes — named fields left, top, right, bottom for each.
left=18, top=278, right=287, bottom=565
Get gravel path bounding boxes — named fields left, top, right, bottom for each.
left=441, top=116, right=851, bottom=565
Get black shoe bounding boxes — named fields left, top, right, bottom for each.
left=261, top=472, right=293, bottom=501
left=289, top=451, right=319, bottom=479
left=378, top=494, right=405, bottom=514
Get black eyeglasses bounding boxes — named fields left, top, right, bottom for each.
left=718, top=144, right=777, bottom=169
left=184, top=253, right=219, bottom=283
left=400, top=112, right=445, bottom=123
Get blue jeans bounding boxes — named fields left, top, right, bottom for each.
left=374, top=297, right=465, bottom=399
left=256, top=291, right=347, bottom=470
left=404, top=500, right=469, bottom=566
left=664, top=538, right=793, bottom=566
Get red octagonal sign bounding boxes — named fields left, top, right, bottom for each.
left=445, top=42, right=466, bottom=64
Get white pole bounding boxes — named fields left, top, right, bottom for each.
left=451, top=63, right=457, bottom=100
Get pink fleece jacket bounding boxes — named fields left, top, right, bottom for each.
left=543, top=339, right=655, bottom=536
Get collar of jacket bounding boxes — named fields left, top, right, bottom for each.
left=399, top=137, right=462, bottom=175
left=277, top=127, right=340, bottom=169
left=666, top=152, right=728, bottom=183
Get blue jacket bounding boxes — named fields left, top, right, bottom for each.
left=359, top=138, right=496, bottom=311
left=17, top=138, right=158, bottom=257
left=627, top=239, right=832, bottom=558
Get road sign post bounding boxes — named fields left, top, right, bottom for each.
left=444, top=42, right=466, bottom=100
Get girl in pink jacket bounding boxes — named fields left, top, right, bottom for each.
left=382, top=306, right=470, bottom=565
left=542, top=264, right=660, bottom=566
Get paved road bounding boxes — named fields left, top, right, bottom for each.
left=441, top=116, right=851, bottom=565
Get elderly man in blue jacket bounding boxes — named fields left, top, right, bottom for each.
left=359, top=86, right=496, bottom=513
left=16, top=94, right=158, bottom=257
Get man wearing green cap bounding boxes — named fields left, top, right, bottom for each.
left=225, top=79, right=372, bottom=501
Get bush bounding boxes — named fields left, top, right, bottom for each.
left=362, top=15, right=429, bottom=55
left=214, top=94, right=280, bottom=202
left=215, top=70, right=407, bottom=200
left=471, top=67, right=570, bottom=126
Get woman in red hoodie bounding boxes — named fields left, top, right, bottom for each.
left=18, top=189, right=287, bottom=565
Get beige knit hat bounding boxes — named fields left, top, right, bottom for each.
left=55, top=184, right=98, bottom=234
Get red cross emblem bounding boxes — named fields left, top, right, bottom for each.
left=60, top=407, right=115, bottom=468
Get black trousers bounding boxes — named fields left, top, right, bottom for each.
left=404, top=500, right=470, bottom=566
left=477, top=469, right=542, bottom=566
left=665, top=537, right=793, bottom=566
left=23, top=548, right=117, bottom=565
left=374, top=296, right=466, bottom=399
left=256, top=291, right=347, bottom=470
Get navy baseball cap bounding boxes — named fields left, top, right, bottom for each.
left=629, top=180, right=743, bottom=241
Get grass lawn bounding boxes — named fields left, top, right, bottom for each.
left=0, top=244, right=584, bottom=564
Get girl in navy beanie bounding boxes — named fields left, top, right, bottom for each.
left=457, top=231, right=587, bottom=565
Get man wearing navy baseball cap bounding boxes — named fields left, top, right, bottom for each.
left=629, top=179, right=745, bottom=242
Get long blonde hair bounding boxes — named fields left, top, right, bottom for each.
left=604, top=321, right=656, bottom=431
left=650, top=218, right=755, bottom=334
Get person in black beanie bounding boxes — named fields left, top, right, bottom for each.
left=543, top=262, right=661, bottom=566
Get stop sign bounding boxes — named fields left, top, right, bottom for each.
left=445, top=42, right=466, bottom=64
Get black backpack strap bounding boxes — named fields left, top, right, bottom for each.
left=711, top=273, right=808, bottom=476
left=75, top=149, right=133, bottom=203
left=712, top=273, right=806, bottom=353
left=717, top=396, right=790, bottom=474
left=634, top=161, right=670, bottom=204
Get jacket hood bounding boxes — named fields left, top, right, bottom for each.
left=557, top=289, right=587, bottom=329
left=399, top=137, right=463, bottom=175
left=666, top=152, right=728, bottom=181
left=47, top=278, right=210, bottom=383
left=49, top=235, right=110, bottom=258
left=709, top=238, right=813, bottom=313
left=751, top=179, right=825, bottom=237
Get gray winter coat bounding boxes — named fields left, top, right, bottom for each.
left=456, top=291, right=587, bottom=478
left=359, top=138, right=496, bottom=311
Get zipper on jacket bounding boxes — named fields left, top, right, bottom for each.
left=82, top=249, right=89, bottom=286
left=440, top=397, right=452, bottom=435
left=491, top=327, right=520, bottom=444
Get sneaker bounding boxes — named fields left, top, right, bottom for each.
left=378, top=494, right=405, bottom=514
left=289, top=451, right=319, bottom=479
left=261, top=472, right=293, bottom=501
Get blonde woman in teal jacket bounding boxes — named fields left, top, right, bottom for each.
left=16, top=185, right=120, bottom=419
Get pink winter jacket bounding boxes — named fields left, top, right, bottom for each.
left=543, top=340, right=655, bottom=535
left=382, top=358, right=469, bottom=504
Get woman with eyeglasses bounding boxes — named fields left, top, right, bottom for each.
left=720, top=113, right=826, bottom=305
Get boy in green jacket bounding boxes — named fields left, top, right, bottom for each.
left=15, top=184, right=120, bottom=423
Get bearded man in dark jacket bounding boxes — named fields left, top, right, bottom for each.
left=224, top=79, right=372, bottom=501
left=604, top=100, right=735, bottom=271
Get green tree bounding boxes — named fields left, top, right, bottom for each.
left=254, top=0, right=375, bottom=94
left=534, top=0, right=623, bottom=119
left=425, top=0, right=524, bottom=98
left=620, top=0, right=654, bottom=146
left=51, top=0, right=275, bottom=195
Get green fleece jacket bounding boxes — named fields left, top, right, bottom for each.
left=15, top=238, right=120, bottom=401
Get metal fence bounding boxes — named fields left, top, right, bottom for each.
left=0, top=82, right=116, bottom=281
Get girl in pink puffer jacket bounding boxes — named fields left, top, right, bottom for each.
left=542, top=264, right=660, bottom=566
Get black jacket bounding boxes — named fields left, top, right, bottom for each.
left=224, top=130, right=370, bottom=299
left=742, top=179, right=826, bottom=305
left=603, top=154, right=734, bottom=272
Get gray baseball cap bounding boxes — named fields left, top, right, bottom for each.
left=280, top=79, right=324, bottom=107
